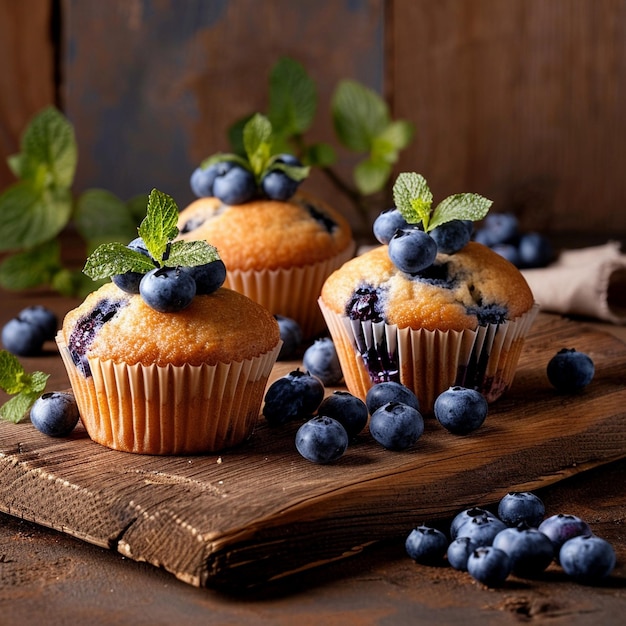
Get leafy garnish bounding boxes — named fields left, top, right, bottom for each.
left=0, top=350, right=49, bottom=424
left=83, top=188, right=220, bottom=281
left=393, top=172, right=492, bottom=232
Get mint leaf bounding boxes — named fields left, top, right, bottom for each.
left=0, top=350, right=27, bottom=395
left=138, top=189, right=179, bottom=262
left=303, top=142, right=336, bottom=167
left=376, top=120, right=415, bottom=152
left=266, top=156, right=310, bottom=182
left=167, top=240, right=220, bottom=267
left=393, top=172, right=433, bottom=227
left=243, top=114, right=273, bottom=177
left=354, top=158, right=391, bottom=196
left=75, top=188, right=138, bottom=245
left=7, top=153, right=23, bottom=178
left=0, top=350, right=49, bottom=423
left=0, top=239, right=61, bottom=290
left=429, top=193, right=493, bottom=231
left=83, top=242, right=155, bottom=280
left=0, top=391, right=39, bottom=424
left=28, top=370, right=50, bottom=395
left=201, top=152, right=249, bottom=170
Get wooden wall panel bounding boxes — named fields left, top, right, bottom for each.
left=0, top=0, right=55, bottom=191
left=390, top=0, right=626, bottom=238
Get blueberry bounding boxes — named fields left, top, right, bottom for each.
left=447, top=536, right=477, bottom=571
left=369, top=401, right=424, bottom=451
left=274, top=315, right=303, bottom=360
left=302, top=337, right=343, bottom=386
left=29, top=391, right=80, bottom=437
left=212, top=164, right=257, bottom=205
left=492, top=524, right=554, bottom=577
left=112, top=237, right=154, bottom=294
left=559, top=535, right=616, bottom=584
left=547, top=348, right=594, bottom=393
left=139, top=267, right=197, bottom=313
left=518, top=232, right=553, bottom=268
left=430, top=219, right=472, bottom=254
left=405, top=525, right=448, bottom=564
left=295, top=416, right=348, bottom=464
left=455, top=513, right=507, bottom=547
left=261, top=170, right=299, bottom=201
left=262, top=369, right=324, bottom=426
left=450, top=507, right=499, bottom=540
left=190, top=164, right=220, bottom=197
left=388, top=228, right=438, bottom=275
left=181, top=258, right=226, bottom=295
left=497, top=492, right=545, bottom=528
left=346, top=286, right=385, bottom=323
left=18, top=305, right=58, bottom=341
left=491, top=243, right=522, bottom=266
left=481, top=213, right=519, bottom=245
left=538, top=514, right=592, bottom=555
left=433, top=386, right=488, bottom=435
left=317, top=390, right=368, bottom=439
left=365, top=381, right=420, bottom=415
left=467, top=546, right=511, bottom=587
left=2, top=317, right=47, bottom=356
left=372, top=208, right=410, bottom=245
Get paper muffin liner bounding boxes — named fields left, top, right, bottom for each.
left=56, top=333, right=281, bottom=455
left=224, top=241, right=356, bottom=339
left=319, top=300, right=539, bottom=415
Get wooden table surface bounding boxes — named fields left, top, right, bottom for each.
left=1, top=287, right=625, bottom=625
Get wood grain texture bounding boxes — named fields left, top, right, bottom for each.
left=1, top=312, right=625, bottom=588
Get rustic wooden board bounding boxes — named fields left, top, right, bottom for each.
left=1, top=313, right=625, bottom=589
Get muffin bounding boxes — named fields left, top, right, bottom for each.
left=177, top=191, right=355, bottom=338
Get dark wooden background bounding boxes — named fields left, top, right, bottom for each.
left=1, top=0, right=625, bottom=240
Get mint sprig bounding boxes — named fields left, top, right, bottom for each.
left=0, top=350, right=49, bottom=424
left=393, top=172, right=492, bottom=232
left=83, top=188, right=220, bottom=281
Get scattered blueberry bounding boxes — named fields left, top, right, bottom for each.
left=112, top=237, right=154, bottom=295
left=450, top=507, right=499, bottom=540
left=295, top=416, right=348, bottom=464
left=518, top=232, right=553, bottom=268
left=139, top=266, right=197, bottom=313
left=491, top=243, right=521, bottom=266
left=190, top=163, right=220, bottom=198
left=372, top=208, right=410, bottom=245
left=274, top=315, right=303, bottom=360
left=262, top=369, right=324, bottom=426
left=547, top=348, right=595, bottom=393
left=479, top=213, right=519, bottom=246
left=447, top=536, right=477, bottom=571
left=559, top=535, right=616, bottom=584
left=317, top=391, right=368, bottom=439
left=181, top=258, right=226, bottom=295
left=2, top=317, right=47, bottom=356
left=369, top=401, right=424, bottom=451
left=430, top=219, right=472, bottom=254
left=29, top=391, right=80, bottom=437
left=466, top=546, right=511, bottom=587
left=433, top=386, right=488, bottom=435
left=212, top=163, right=257, bottom=205
left=302, top=337, right=343, bottom=386
left=365, top=381, right=419, bottom=415
left=18, top=305, right=58, bottom=341
left=455, top=513, right=507, bottom=547
left=497, top=492, right=545, bottom=528
left=538, top=513, right=592, bottom=555
left=405, top=525, right=448, bottom=564
left=388, top=228, right=438, bottom=275
left=492, top=524, right=554, bottom=577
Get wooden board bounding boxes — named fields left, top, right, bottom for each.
left=1, top=313, right=625, bottom=589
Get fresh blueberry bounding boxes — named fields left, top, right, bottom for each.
left=317, top=390, right=368, bottom=439
left=295, top=416, right=348, bottom=464
left=450, top=507, right=499, bottom=540
left=430, top=219, right=472, bottom=255
left=433, top=386, right=488, bottom=435
left=112, top=237, right=154, bottom=294
left=518, top=232, right=553, bottom=268
left=261, top=170, right=299, bottom=201
left=492, top=524, right=554, bottom=577
left=274, top=315, right=303, bottom=360
left=18, top=305, right=58, bottom=341
left=262, top=369, right=324, bottom=426
left=467, top=546, right=511, bottom=587
left=497, top=492, right=545, bottom=528
left=559, top=535, right=616, bottom=584
left=181, top=259, right=226, bottom=295
left=372, top=208, right=410, bottom=245
left=455, top=513, right=507, bottom=547
left=369, top=401, right=424, bottom=451
left=538, top=514, right=592, bottom=555
left=365, top=381, right=419, bottom=415
left=139, top=267, right=197, bottom=313
left=388, top=228, right=438, bottom=275
left=212, top=163, right=257, bottom=205
left=30, top=391, right=80, bottom=437
left=491, top=243, right=522, bottom=266
left=405, top=525, right=448, bottom=564
left=481, top=213, right=519, bottom=245
left=547, top=348, right=595, bottom=393
left=2, top=317, right=47, bottom=356
left=190, top=164, right=220, bottom=198
left=447, top=536, right=477, bottom=571
left=302, top=338, right=343, bottom=386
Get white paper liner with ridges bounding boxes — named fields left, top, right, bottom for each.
left=56, top=333, right=281, bottom=455
left=319, top=300, right=539, bottom=413
left=224, top=241, right=356, bottom=338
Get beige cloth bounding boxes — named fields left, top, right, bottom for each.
left=521, top=242, right=626, bottom=325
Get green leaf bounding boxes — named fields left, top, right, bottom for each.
left=74, top=188, right=137, bottom=244
left=429, top=193, right=493, bottom=231
left=0, top=239, right=62, bottom=290
left=201, top=152, right=249, bottom=170
left=28, top=370, right=50, bottom=395
left=0, top=180, right=73, bottom=251
left=354, top=158, right=391, bottom=196
left=0, top=391, right=39, bottom=424
left=377, top=120, right=415, bottom=152
left=227, top=115, right=254, bottom=156
left=138, top=189, right=179, bottom=262
left=7, top=153, right=23, bottom=178
left=268, top=57, right=317, bottom=136
left=393, top=172, right=433, bottom=227
left=0, top=351, right=49, bottom=423
left=266, top=156, right=310, bottom=182
left=0, top=350, right=27, bottom=394
left=83, top=242, right=155, bottom=280
left=332, top=80, right=389, bottom=152
left=19, top=106, right=77, bottom=190
left=166, top=240, right=220, bottom=267
left=243, top=114, right=273, bottom=177
left=303, top=142, right=336, bottom=167
left=52, top=268, right=94, bottom=297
